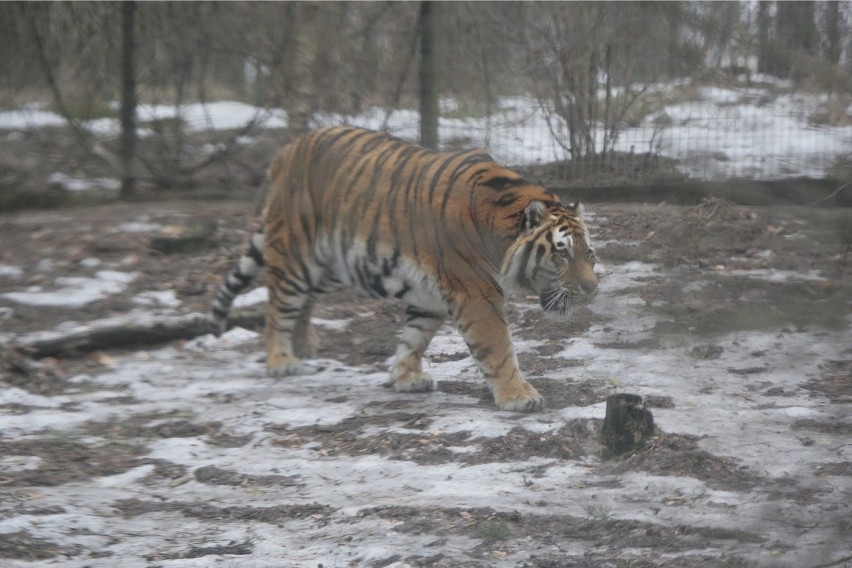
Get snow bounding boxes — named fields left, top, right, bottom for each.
left=1, top=270, right=138, bottom=307
left=722, top=268, right=825, bottom=282
left=0, top=455, right=42, bottom=474
left=232, top=286, right=267, bottom=308
left=311, top=317, right=351, bottom=331
left=0, top=264, right=23, bottom=279
left=2, top=299, right=847, bottom=566
left=47, top=172, right=120, bottom=193
left=2, top=78, right=849, bottom=182
left=136, top=100, right=288, bottom=132
left=132, top=290, right=181, bottom=308
left=0, top=246, right=849, bottom=566
left=0, top=105, right=67, bottom=129
left=184, top=327, right=259, bottom=351
left=112, top=221, right=163, bottom=233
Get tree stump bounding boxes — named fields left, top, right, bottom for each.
left=599, top=393, right=656, bottom=457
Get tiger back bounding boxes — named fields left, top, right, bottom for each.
left=211, top=126, right=598, bottom=411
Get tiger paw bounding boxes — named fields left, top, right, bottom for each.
left=493, top=381, right=545, bottom=412
left=389, top=371, right=436, bottom=393
left=266, top=354, right=302, bottom=377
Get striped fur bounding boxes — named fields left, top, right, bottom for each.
left=210, top=127, right=598, bottom=411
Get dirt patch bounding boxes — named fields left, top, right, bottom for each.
left=791, top=419, right=852, bottom=436
left=113, top=498, right=335, bottom=524
left=269, top=412, right=471, bottom=465
left=815, top=461, right=852, bottom=477
left=0, top=436, right=145, bottom=486
left=511, top=304, right=597, bottom=341
left=1, top=198, right=850, bottom=566
left=0, top=348, right=71, bottom=395
left=264, top=412, right=763, bottom=492
left=0, top=531, right=81, bottom=561
left=527, top=378, right=612, bottom=409
left=83, top=412, right=224, bottom=440
left=267, top=411, right=603, bottom=467
left=357, top=505, right=762, bottom=566
left=153, top=540, right=254, bottom=561
left=650, top=277, right=849, bottom=336
left=803, top=359, right=852, bottom=403
left=435, top=378, right=611, bottom=411
left=468, top=420, right=599, bottom=465
left=193, top=465, right=301, bottom=487
left=599, top=433, right=763, bottom=492
left=138, top=458, right=188, bottom=483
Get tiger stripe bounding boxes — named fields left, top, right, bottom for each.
left=210, top=126, right=598, bottom=412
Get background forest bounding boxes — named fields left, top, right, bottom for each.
left=1, top=1, right=850, bottom=198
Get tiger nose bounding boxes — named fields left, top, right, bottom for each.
left=581, top=275, right=598, bottom=296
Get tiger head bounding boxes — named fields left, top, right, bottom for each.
left=501, top=200, right=598, bottom=316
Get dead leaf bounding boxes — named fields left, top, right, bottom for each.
left=90, top=351, right=115, bottom=366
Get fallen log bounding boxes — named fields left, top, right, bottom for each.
left=9, top=309, right=268, bottom=359
left=12, top=313, right=212, bottom=359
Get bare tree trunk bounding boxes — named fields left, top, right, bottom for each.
left=383, top=16, right=420, bottom=132
left=775, top=0, right=818, bottom=78
left=119, top=0, right=137, bottom=198
left=779, top=1, right=817, bottom=55
left=756, top=1, right=773, bottom=75
left=419, top=0, right=439, bottom=149
left=290, top=1, right=318, bottom=134
left=824, top=1, right=841, bottom=65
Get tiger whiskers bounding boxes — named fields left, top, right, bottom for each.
left=541, top=287, right=575, bottom=318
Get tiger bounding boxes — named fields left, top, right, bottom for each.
left=210, top=126, right=598, bottom=412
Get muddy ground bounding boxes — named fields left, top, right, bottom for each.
left=0, top=197, right=850, bottom=567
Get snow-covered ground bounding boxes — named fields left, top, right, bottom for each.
left=0, top=200, right=849, bottom=567
left=1, top=71, right=850, bottom=565
left=1, top=76, right=850, bottom=182
left=1, top=261, right=850, bottom=567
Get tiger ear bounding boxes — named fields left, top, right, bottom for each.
left=569, top=201, right=584, bottom=216
left=520, top=200, right=546, bottom=233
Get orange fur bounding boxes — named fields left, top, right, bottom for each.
left=212, top=127, right=598, bottom=411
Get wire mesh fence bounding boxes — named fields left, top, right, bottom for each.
left=1, top=2, right=850, bottom=190
left=432, top=82, right=851, bottom=186
left=427, top=2, right=852, bottom=186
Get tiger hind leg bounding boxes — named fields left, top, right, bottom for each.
left=265, top=277, right=318, bottom=377
left=389, top=307, right=446, bottom=393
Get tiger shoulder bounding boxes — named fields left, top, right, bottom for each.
left=211, top=126, right=598, bottom=412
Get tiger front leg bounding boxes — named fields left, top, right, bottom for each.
left=292, top=296, right=319, bottom=358
left=455, top=299, right=544, bottom=412
left=389, top=307, right=446, bottom=393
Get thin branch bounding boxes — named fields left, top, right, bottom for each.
left=809, top=554, right=852, bottom=568
left=807, top=180, right=851, bottom=207
left=18, top=4, right=120, bottom=173
left=382, top=8, right=420, bottom=132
